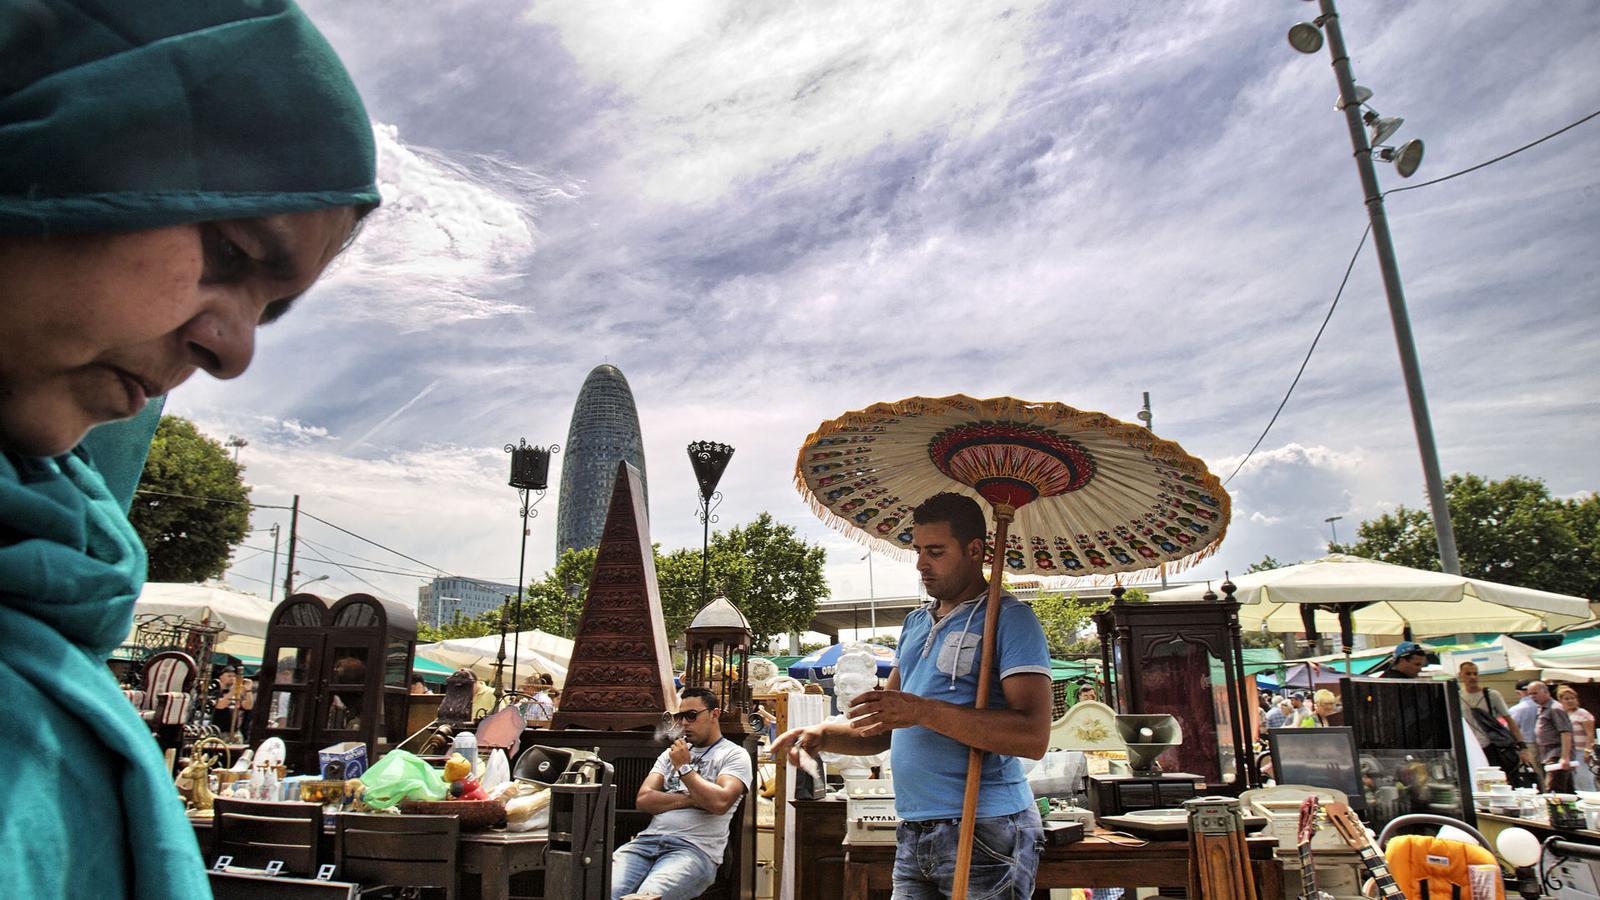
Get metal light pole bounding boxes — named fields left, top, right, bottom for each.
left=861, top=551, right=877, bottom=637
left=505, top=438, right=558, bottom=695
left=268, top=523, right=281, bottom=605
left=1291, top=0, right=1461, bottom=574
left=1325, top=515, right=1343, bottom=547
left=1136, top=391, right=1169, bottom=589
left=688, top=441, right=735, bottom=604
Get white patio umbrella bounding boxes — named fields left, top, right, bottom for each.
left=416, top=629, right=574, bottom=688
left=1149, top=555, right=1591, bottom=665
left=130, top=581, right=278, bottom=660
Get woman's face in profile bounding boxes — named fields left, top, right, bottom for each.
left=0, top=206, right=356, bottom=456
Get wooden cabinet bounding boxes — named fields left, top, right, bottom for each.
left=790, top=799, right=848, bottom=900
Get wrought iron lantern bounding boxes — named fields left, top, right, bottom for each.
left=508, top=440, right=554, bottom=491
left=684, top=596, right=752, bottom=735
left=687, top=441, right=734, bottom=605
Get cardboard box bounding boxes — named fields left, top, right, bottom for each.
left=318, top=741, right=368, bottom=779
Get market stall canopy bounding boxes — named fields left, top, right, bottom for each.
left=133, top=582, right=275, bottom=637
left=1532, top=635, right=1600, bottom=670
left=1149, top=554, right=1591, bottom=636
left=130, top=581, right=278, bottom=659
left=415, top=629, right=573, bottom=687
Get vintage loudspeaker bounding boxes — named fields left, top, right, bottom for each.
left=1117, top=714, right=1183, bottom=774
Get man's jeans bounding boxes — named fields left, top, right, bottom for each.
left=611, top=833, right=718, bottom=900
left=892, top=806, right=1045, bottom=899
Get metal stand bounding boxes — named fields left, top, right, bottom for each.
left=545, top=765, right=617, bottom=900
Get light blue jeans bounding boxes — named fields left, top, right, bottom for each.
left=892, top=806, right=1045, bottom=899
left=611, top=833, right=718, bottom=900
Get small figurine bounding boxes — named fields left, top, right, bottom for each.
left=175, top=750, right=218, bottom=815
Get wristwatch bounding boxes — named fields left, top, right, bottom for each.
left=677, top=763, right=694, bottom=778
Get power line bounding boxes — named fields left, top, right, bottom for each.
left=295, top=535, right=439, bottom=578
left=134, top=488, right=289, bottom=509
left=291, top=556, right=433, bottom=579
left=1383, top=107, right=1600, bottom=198
left=1225, top=106, right=1600, bottom=488
left=296, top=509, right=454, bottom=577
left=296, top=542, right=397, bottom=600
left=1223, top=226, right=1369, bottom=487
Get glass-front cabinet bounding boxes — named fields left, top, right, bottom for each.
left=1096, top=596, right=1255, bottom=787
left=253, top=592, right=417, bottom=774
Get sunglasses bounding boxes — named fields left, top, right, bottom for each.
left=670, top=708, right=713, bottom=723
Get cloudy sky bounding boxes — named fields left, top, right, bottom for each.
left=170, top=0, right=1600, bottom=629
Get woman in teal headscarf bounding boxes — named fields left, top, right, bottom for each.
left=0, top=2, right=379, bottom=896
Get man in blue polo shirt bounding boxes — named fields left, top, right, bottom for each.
left=773, top=492, right=1052, bottom=899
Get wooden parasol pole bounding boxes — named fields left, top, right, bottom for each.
left=950, top=502, right=1015, bottom=900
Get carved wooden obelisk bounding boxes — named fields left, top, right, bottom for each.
left=552, top=461, right=677, bottom=730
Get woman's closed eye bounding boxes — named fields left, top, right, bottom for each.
left=200, top=224, right=250, bottom=282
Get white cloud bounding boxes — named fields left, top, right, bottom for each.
left=317, top=123, right=580, bottom=330
left=525, top=0, right=1052, bottom=202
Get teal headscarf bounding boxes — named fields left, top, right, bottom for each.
left=0, top=0, right=380, bottom=234
left=0, top=2, right=377, bottom=897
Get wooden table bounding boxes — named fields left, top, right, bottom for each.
left=191, top=815, right=547, bottom=900
left=842, top=829, right=1283, bottom=900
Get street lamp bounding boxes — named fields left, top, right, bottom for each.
left=505, top=438, right=559, bottom=694
left=688, top=441, right=735, bottom=606
left=860, top=551, right=877, bottom=637
left=1325, top=515, right=1343, bottom=547
left=1285, top=0, right=1461, bottom=575
left=225, top=434, right=248, bottom=464
left=291, top=572, right=329, bottom=591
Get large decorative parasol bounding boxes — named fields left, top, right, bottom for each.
left=794, top=394, right=1229, bottom=899
left=796, top=395, right=1230, bottom=580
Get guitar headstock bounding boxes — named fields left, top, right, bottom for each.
left=1297, top=795, right=1324, bottom=846
left=1323, top=801, right=1369, bottom=851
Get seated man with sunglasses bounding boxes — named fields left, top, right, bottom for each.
left=612, top=686, right=753, bottom=900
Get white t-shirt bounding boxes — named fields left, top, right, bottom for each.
left=1460, top=686, right=1512, bottom=748
left=636, top=738, right=753, bottom=864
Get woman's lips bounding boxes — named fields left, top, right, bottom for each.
left=110, top=368, right=152, bottom=412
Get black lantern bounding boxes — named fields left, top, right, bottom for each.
left=503, top=438, right=559, bottom=693
left=688, top=441, right=734, bottom=606
left=508, top=440, right=553, bottom=491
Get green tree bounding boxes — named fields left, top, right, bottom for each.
left=711, top=513, right=830, bottom=646
left=1332, top=474, right=1599, bottom=598
left=655, top=544, right=754, bottom=637
left=1032, top=587, right=1148, bottom=658
left=1247, top=555, right=1283, bottom=574
left=129, top=416, right=250, bottom=582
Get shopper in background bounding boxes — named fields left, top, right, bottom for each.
left=1558, top=686, right=1595, bottom=792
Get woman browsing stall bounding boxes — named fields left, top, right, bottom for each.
left=0, top=2, right=378, bottom=897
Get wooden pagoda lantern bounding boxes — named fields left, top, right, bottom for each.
left=1093, top=582, right=1256, bottom=789
left=684, top=596, right=753, bottom=736
left=252, top=592, right=417, bottom=775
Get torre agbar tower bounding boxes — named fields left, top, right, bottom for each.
left=556, top=364, right=649, bottom=560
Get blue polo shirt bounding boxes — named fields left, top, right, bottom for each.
left=891, top=592, right=1051, bottom=821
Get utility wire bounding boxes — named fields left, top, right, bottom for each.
left=1224, top=106, right=1600, bottom=487
left=1382, top=107, right=1600, bottom=198
left=296, top=542, right=397, bottom=599
left=296, top=509, right=453, bottom=577
left=295, top=535, right=439, bottom=578
left=1223, top=226, right=1369, bottom=487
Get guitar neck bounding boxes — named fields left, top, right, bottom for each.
left=1352, top=841, right=1407, bottom=900
left=1298, top=842, right=1317, bottom=900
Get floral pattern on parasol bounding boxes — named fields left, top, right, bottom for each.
left=794, top=394, right=1230, bottom=579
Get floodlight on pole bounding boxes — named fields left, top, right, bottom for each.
left=1364, top=110, right=1404, bottom=147
left=1288, top=20, right=1324, bottom=53
left=1335, top=84, right=1373, bottom=110
left=1288, top=0, right=1460, bottom=576
left=1379, top=139, right=1425, bottom=177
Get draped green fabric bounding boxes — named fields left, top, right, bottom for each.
left=0, top=401, right=214, bottom=899
left=0, top=0, right=379, bottom=234
left=0, top=1, right=378, bottom=896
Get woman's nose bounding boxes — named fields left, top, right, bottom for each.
left=179, top=297, right=258, bottom=379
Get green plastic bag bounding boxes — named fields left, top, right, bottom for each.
left=359, top=750, right=447, bottom=809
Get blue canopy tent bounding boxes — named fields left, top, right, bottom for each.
left=788, top=643, right=896, bottom=680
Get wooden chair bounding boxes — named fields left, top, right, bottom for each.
left=212, top=798, right=324, bottom=876
left=209, top=871, right=358, bottom=900
left=334, top=812, right=459, bottom=900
